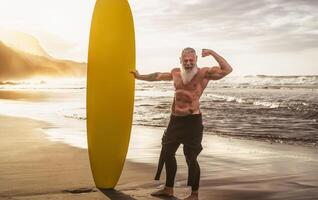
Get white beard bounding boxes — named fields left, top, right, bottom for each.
left=180, top=66, right=198, bottom=85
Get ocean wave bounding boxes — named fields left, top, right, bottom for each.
left=205, top=93, right=316, bottom=111
left=213, top=75, right=318, bottom=89
left=253, top=101, right=280, bottom=108
left=0, top=79, right=86, bottom=90
left=0, top=81, right=23, bottom=85
left=207, top=94, right=245, bottom=103
left=206, top=94, right=281, bottom=108
left=64, top=113, right=86, bottom=120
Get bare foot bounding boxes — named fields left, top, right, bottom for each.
left=150, top=186, right=174, bottom=197
left=183, top=192, right=198, bottom=200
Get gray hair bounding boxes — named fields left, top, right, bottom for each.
left=181, top=47, right=196, bottom=57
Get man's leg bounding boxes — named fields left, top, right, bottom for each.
left=164, top=142, right=180, bottom=188
left=151, top=142, right=180, bottom=196
left=183, top=145, right=201, bottom=199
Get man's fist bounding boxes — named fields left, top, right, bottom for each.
left=201, top=49, right=214, bottom=57
left=129, top=69, right=140, bottom=78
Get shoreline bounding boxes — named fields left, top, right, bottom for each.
left=132, top=124, right=318, bottom=149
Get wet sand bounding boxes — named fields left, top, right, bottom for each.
left=0, top=115, right=318, bottom=199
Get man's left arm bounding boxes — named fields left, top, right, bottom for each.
left=202, top=49, right=233, bottom=80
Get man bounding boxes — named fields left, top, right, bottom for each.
left=130, top=48, right=232, bottom=200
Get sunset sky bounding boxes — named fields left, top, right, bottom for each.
left=0, top=0, right=317, bottom=75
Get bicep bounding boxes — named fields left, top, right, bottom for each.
left=204, top=66, right=229, bottom=80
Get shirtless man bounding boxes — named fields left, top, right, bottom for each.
left=130, top=48, right=232, bottom=200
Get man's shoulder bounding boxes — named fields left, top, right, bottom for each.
left=171, top=67, right=180, bottom=73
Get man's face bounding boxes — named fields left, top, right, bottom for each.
left=180, top=53, right=197, bottom=71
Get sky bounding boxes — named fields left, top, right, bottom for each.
left=0, top=0, right=317, bottom=75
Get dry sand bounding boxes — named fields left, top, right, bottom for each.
left=0, top=115, right=318, bottom=200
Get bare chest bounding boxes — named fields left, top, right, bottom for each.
left=173, top=72, right=204, bottom=94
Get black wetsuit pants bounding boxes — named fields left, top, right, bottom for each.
left=154, top=114, right=204, bottom=191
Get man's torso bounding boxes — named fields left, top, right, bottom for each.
left=171, top=67, right=209, bottom=116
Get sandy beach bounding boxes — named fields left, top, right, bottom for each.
left=1, top=114, right=318, bottom=200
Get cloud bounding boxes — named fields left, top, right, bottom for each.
left=130, top=0, right=318, bottom=53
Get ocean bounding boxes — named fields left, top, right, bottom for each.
left=0, top=75, right=317, bottom=148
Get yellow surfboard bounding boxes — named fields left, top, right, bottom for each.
left=87, top=0, right=135, bottom=189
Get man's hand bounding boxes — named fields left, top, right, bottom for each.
left=201, top=49, right=214, bottom=57
left=129, top=69, right=140, bottom=79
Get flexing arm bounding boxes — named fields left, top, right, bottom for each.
left=202, top=49, right=233, bottom=80
left=129, top=70, right=172, bottom=81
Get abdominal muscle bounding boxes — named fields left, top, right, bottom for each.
left=172, top=89, right=201, bottom=116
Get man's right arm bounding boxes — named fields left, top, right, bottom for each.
left=130, top=70, right=173, bottom=81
